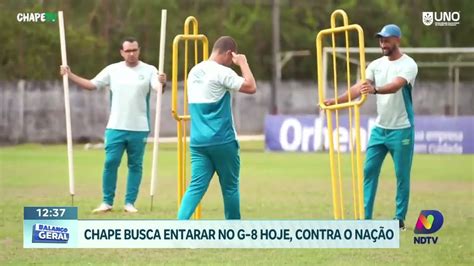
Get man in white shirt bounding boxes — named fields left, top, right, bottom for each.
left=177, top=36, right=256, bottom=219
left=60, top=37, right=166, bottom=213
left=325, top=25, right=418, bottom=229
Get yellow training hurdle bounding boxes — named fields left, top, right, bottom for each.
left=316, top=10, right=367, bottom=220
left=171, top=16, right=209, bottom=219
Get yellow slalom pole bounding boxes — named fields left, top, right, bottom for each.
left=317, top=27, right=339, bottom=220
left=177, top=121, right=184, bottom=208
left=183, top=29, right=189, bottom=217
left=326, top=110, right=342, bottom=219
left=185, top=17, right=197, bottom=220
left=334, top=10, right=359, bottom=219
left=355, top=106, right=364, bottom=219
left=355, top=25, right=367, bottom=220
left=330, top=12, right=345, bottom=220
left=193, top=40, right=208, bottom=220
left=316, top=9, right=367, bottom=220
left=172, top=16, right=208, bottom=219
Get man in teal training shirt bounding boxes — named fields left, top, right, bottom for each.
left=60, top=37, right=167, bottom=213
left=325, top=24, right=418, bottom=229
left=177, top=36, right=257, bottom=219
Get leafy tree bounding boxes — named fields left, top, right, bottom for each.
left=1, top=0, right=472, bottom=81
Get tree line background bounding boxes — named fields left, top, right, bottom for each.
left=1, top=0, right=472, bottom=81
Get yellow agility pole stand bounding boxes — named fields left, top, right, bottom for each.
left=171, top=16, right=209, bottom=219
left=316, top=10, right=366, bottom=220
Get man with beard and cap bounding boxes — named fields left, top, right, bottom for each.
left=324, top=24, right=418, bottom=230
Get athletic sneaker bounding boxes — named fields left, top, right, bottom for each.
left=398, top=219, right=406, bottom=231
left=92, top=203, right=112, bottom=213
left=124, top=203, right=138, bottom=213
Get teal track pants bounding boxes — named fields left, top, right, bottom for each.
left=102, top=129, right=148, bottom=206
left=364, top=126, right=414, bottom=221
left=178, top=141, right=240, bottom=220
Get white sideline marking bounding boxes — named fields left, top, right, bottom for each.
left=84, top=135, right=265, bottom=150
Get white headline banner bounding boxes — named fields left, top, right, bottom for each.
left=73, top=220, right=399, bottom=248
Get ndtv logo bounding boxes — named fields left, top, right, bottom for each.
left=413, top=210, right=444, bottom=245
left=17, top=12, right=57, bottom=23
left=422, top=11, right=460, bottom=26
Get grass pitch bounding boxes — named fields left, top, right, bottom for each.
left=1, top=141, right=473, bottom=265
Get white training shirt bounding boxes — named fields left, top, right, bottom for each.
left=187, top=60, right=244, bottom=147
left=366, top=54, right=418, bottom=129
left=91, top=61, right=159, bottom=131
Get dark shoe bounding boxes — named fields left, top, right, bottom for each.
left=398, top=219, right=406, bottom=231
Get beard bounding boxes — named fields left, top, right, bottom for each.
left=382, top=46, right=395, bottom=56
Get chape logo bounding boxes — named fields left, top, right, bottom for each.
left=17, top=12, right=57, bottom=23
left=422, top=11, right=460, bottom=27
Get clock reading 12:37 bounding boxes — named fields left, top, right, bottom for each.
left=24, top=207, right=78, bottom=220
left=36, top=208, right=66, bottom=217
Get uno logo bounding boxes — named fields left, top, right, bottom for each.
left=414, top=210, right=444, bottom=234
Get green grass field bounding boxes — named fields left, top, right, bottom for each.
left=1, top=142, right=473, bottom=265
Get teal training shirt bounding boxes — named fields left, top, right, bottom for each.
left=366, top=54, right=418, bottom=129
left=187, top=60, right=245, bottom=147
